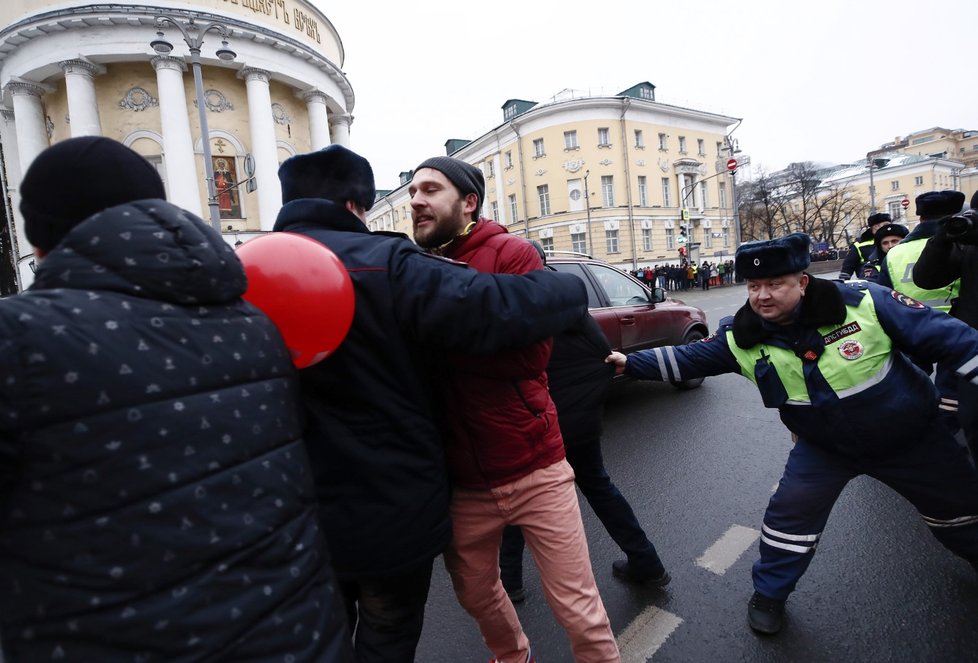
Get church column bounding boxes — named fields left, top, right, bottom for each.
left=239, top=67, right=280, bottom=231
left=151, top=55, right=203, bottom=216
left=5, top=79, right=50, bottom=175
left=60, top=59, right=105, bottom=137
left=298, top=89, right=330, bottom=150
left=329, top=113, right=352, bottom=148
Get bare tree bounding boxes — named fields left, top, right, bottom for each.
left=737, top=169, right=791, bottom=241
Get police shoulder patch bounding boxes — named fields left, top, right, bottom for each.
left=889, top=289, right=925, bottom=309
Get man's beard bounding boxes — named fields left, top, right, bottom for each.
left=414, top=199, right=466, bottom=249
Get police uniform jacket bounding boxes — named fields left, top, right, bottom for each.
left=272, top=201, right=587, bottom=578
left=878, top=221, right=959, bottom=310
left=625, top=277, right=978, bottom=457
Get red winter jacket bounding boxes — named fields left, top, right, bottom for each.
left=440, top=220, right=566, bottom=488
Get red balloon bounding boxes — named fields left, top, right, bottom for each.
left=236, top=232, right=354, bottom=368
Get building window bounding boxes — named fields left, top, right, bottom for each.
left=637, top=176, right=648, bottom=207
left=659, top=133, right=668, bottom=150
left=723, top=227, right=730, bottom=247
left=606, top=229, right=620, bottom=253
left=717, top=141, right=724, bottom=155
left=537, top=184, right=551, bottom=216
left=719, top=182, right=728, bottom=208
left=490, top=201, right=499, bottom=222
left=642, top=227, right=653, bottom=251
left=705, top=229, right=713, bottom=248
left=661, top=178, right=671, bottom=207
left=914, top=175, right=924, bottom=186
left=598, top=127, right=610, bottom=147
left=697, top=138, right=705, bottom=156
left=533, top=138, right=545, bottom=158
left=665, top=227, right=675, bottom=249
left=700, top=181, right=709, bottom=208
left=541, top=236, right=554, bottom=254
left=678, top=136, right=687, bottom=154
left=601, top=175, right=615, bottom=207
left=888, top=200, right=903, bottom=220
left=890, top=180, right=899, bottom=191
left=564, top=130, right=578, bottom=150
left=509, top=194, right=518, bottom=223
left=486, top=160, right=494, bottom=178
left=571, top=231, right=587, bottom=253
left=635, top=129, right=644, bottom=148
left=505, top=151, right=513, bottom=168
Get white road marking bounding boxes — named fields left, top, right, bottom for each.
left=617, top=605, right=683, bottom=663
left=696, top=524, right=761, bottom=575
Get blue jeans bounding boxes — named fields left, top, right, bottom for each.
left=500, top=437, right=665, bottom=587
left=338, top=558, right=433, bottom=662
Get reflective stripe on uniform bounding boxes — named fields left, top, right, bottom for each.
left=761, top=524, right=819, bottom=554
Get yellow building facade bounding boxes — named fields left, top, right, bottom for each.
left=368, top=84, right=740, bottom=271
left=0, top=0, right=355, bottom=289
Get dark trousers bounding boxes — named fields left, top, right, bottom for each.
left=500, top=437, right=664, bottom=588
left=338, top=558, right=434, bottom=662
left=753, top=432, right=978, bottom=601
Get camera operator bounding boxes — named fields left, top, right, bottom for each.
left=913, top=190, right=976, bottom=458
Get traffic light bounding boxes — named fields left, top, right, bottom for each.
left=678, top=246, right=687, bottom=257
left=680, top=225, right=687, bottom=238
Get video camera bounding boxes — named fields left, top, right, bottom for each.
left=943, top=209, right=978, bottom=245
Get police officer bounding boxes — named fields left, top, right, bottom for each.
left=607, top=233, right=978, bottom=635
left=838, top=212, right=891, bottom=280
left=858, top=222, right=908, bottom=282
left=878, top=190, right=965, bottom=307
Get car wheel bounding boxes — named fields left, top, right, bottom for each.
left=670, top=330, right=706, bottom=390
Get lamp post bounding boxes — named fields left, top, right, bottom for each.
left=151, top=15, right=236, bottom=231
left=583, top=169, right=594, bottom=256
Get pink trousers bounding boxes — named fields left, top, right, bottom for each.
left=444, top=459, right=620, bottom=663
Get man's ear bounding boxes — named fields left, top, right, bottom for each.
left=344, top=200, right=366, bottom=222
left=463, top=193, right=479, bottom=217
left=33, top=247, right=47, bottom=260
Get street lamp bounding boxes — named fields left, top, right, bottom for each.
left=151, top=14, right=236, bottom=231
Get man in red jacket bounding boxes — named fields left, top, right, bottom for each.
left=410, top=156, right=619, bottom=663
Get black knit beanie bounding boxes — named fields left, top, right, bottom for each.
left=21, top=136, right=166, bottom=251
left=414, top=156, right=485, bottom=221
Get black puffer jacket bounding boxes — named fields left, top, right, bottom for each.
left=273, top=199, right=587, bottom=579
left=0, top=200, right=351, bottom=662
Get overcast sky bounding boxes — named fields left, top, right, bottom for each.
left=313, top=0, right=978, bottom=191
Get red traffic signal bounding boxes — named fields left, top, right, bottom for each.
left=678, top=246, right=687, bottom=257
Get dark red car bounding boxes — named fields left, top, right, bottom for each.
left=547, top=253, right=709, bottom=389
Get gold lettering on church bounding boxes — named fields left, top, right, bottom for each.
left=220, top=0, right=324, bottom=43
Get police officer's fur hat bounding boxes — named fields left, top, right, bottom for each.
left=735, top=233, right=811, bottom=279
left=278, top=145, right=376, bottom=210
left=866, top=212, right=891, bottom=227
left=915, top=190, right=965, bottom=220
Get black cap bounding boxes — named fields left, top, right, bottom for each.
left=414, top=156, right=485, bottom=221
left=916, top=190, right=966, bottom=220
left=278, top=145, right=376, bottom=210
left=20, top=137, right=166, bottom=251
left=866, top=212, right=891, bottom=227
left=735, top=233, right=811, bottom=279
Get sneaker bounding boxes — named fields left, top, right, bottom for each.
left=612, top=560, right=671, bottom=587
left=747, top=591, right=785, bottom=635
left=507, top=586, right=526, bottom=604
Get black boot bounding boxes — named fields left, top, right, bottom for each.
left=747, top=591, right=785, bottom=635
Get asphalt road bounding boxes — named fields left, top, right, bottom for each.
left=416, top=283, right=978, bottom=662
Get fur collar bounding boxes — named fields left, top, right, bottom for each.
left=732, top=275, right=847, bottom=349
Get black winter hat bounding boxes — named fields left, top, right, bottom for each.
left=915, top=190, right=966, bottom=220
left=278, top=145, right=376, bottom=210
left=414, top=156, right=485, bottom=221
left=971, top=190, right=978, bottom=211
left=735, top=233, right=811, bottom=279
left=874, top=223, right=909, bottom=251
left=866, top=212, right=891, bottom=227
left=20, top=136, right=166, bottom=252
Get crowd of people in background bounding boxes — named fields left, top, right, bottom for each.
left=632, top=260, right=736, bottom=292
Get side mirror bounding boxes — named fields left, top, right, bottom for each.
left=652, top=287, right=667, bottom=304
